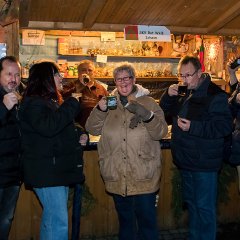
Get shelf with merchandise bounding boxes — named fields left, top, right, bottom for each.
left=58, top=53, right=181, bottom=59
left=63, top=76, right=179, bottom=82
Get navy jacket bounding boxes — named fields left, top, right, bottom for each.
left=160, top=74, right=232, bottom=171
left=19, top=96, right=84, bottom=187
left=228, top=83, right=240, bottom=165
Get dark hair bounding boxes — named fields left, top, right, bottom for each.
left=23, top=61, right=62, bottom=103
left=0, top=56, right=20, bottom=72
left=178, top=55, right=202, bottom=71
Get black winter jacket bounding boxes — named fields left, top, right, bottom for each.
left=228, top=83, right=240, bottom=165
left=0, top=84, right=25, bottom=187
left=160, top=74, right=233, bottom=171
left=19, top=96, right=84, bottom=187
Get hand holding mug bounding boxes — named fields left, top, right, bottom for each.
left=3, top=92, right=19, bottom=110
left=168, top=84, right=178, bottom=96
left=98, top=97, right=107, bottom=111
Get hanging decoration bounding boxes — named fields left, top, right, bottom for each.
left=194, top=35, right=205, bottom=72
left=199, top=37, right=205, bottom=72
left=204, top=37, right=221, bottom=72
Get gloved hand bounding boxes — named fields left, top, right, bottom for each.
left=125, top=100, right=152, bottom=122
left=129, top=114, right=142, bottom=129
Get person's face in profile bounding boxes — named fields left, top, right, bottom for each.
left=54, top=72, right=63, bottom=90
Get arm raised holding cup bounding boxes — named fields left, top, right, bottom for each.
left=160, top=55, right=232, bottom=240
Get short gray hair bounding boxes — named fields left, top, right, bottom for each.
left=113, top=63, right=136, bottom=80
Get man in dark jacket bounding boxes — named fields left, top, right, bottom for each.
left=160, top=56, right=232, bottom=240
left=0, top=56, right=24, bottom=239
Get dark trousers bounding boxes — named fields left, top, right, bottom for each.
left=113, top=192, right=159, bottom=240
left=71, top=183, right=83, bottom=240
left=181, top=170, right=218, bottom=240
left=0, top=185, right=20, bottom=240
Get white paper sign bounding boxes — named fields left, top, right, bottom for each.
left=96, top=54, right=108, bottom=63
left=22, top=30, right=45, bottom=45
left=101, top=32, right=116, bottom=42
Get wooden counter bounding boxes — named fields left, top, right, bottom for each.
left=9, top=149, right=240, bottom=239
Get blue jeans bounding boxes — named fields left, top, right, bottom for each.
left=0, top=185, right=20, bottom=240
left=71, top=183, right=83, bottom=240
left=34, top=186, right=69, bottom=240
left=112, top=192, right=159, bottom=240
left=180, top=170, right=218, bottom=240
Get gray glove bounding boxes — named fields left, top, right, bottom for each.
left=129, top=114, right=142, bottom=129
left=125, top=100, right=152, bottom=122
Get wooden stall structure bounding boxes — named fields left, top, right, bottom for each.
left=8, top=150, right=240, bottom=239
left=0, top=0, right=240, bottom=239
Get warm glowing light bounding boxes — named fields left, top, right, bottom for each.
left=208, top=43, right=217, bottom=60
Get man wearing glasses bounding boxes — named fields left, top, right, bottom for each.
left=160, top=55, right=232, bottom=240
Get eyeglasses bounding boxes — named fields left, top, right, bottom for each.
left=115, top=76, right=133, bottom=83
left=177, top=70, right=198, bottom=80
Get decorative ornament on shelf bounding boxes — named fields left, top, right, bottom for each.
left=232, top=36, right=240, bottom=46
left=171, top=34, right=189, bottom=57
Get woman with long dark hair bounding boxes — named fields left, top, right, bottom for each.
left=19, top=61, right=85, bottom=240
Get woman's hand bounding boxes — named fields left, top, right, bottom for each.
left=98, top=96, right=107, bottom=111
left=79, top=133, right=88, bottom=146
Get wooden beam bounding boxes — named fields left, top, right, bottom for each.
left=5, top=21, right=19, bottom=57
left=39, top=30, right=124, bottom=38
left=207, top=1, right=240, bottom=33
left=27, top=21, right=83, bottom=30
left=19, top=0, right=31, bottom=28
left=0, top=0, right=20, bottom=27
left=82, top=0, right=107, bottom=29
left=21, top=21, right=240, bottom=36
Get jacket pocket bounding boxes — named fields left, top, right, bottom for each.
left=99, top=155, right=120, bottom=182
left=133, top=152, right=160, bottom=181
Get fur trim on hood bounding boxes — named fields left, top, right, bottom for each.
left=111, top=84, right=150, bottom=98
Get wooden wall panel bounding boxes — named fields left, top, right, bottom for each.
left=4, top=21, right=19, bottom=58
left=9, top=149, right=240, bottom=239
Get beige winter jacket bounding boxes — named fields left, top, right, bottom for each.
left=85, top=88, right=168, bottom=196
